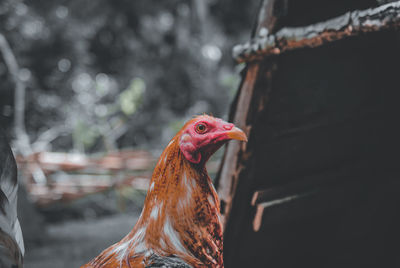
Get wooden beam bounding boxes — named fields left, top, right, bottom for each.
left=233, top=1, right=400, bottom=63
left=249, top=167, right=399, bottom=232
left=217, top=2, right=284, bottom=266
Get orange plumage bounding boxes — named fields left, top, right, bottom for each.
left=82, top=115, right=247, bottom=268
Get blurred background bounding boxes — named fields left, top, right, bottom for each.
left=0, top=0, right=259, bottom=267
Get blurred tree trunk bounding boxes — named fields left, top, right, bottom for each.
left=0, top=33, right=46, bottom=184
left=0, top=33, right=29, bottom=154
left=190, top=0, right=208, bottom=38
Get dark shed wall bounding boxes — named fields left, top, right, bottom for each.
left=254, top=31, right=400, bottom=189
left=224, top=29, right=400, bottom=267
left=277, top=0, right=378, bottom=28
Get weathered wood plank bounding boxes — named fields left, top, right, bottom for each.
left=233, top=1, right=400, bottom=63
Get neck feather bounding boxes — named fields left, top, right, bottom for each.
left=126, top=136, right=223, bottom=267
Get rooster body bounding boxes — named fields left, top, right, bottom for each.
left=0, top=133, right=24, bottom=268
left=83, top=115, right=246, bottom=268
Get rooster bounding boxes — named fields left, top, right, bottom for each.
left=0, top=133, right=24, bottom=268
left=83, top=115, right=247, bottom=268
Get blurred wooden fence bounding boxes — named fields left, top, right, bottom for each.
left=16, top=150, right=155, bottom=206
left=16, top=150, right=221, bottom=206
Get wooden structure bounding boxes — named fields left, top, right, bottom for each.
left=216, top=1, right=400, bottom=267
left=17, top=150, right=221, bottom=206
left=17, top=151, right=154, bottom=206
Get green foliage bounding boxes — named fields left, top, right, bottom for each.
left=120, top=78, right=146, bottom=116
left=72, top=119, right=100, bottom=150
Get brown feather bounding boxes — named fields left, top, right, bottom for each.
left=83, top=116, right=234, bottom=268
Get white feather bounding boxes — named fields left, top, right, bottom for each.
left=163, top=217, right=188, bottom=254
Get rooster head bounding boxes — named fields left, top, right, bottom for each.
left=179, top=115, right=247, bottom=164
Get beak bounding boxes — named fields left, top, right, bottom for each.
left=226, top=126, right=248, bottom=142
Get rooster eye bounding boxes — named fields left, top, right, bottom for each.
left=195, top=123, right=207, bottom=134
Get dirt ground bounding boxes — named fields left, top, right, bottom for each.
left=24, top=213, right=139, bottom=268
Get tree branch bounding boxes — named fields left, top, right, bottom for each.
left=0, top=33, right=29, bottom=141
left=0, top=33, right=46, bottom=184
